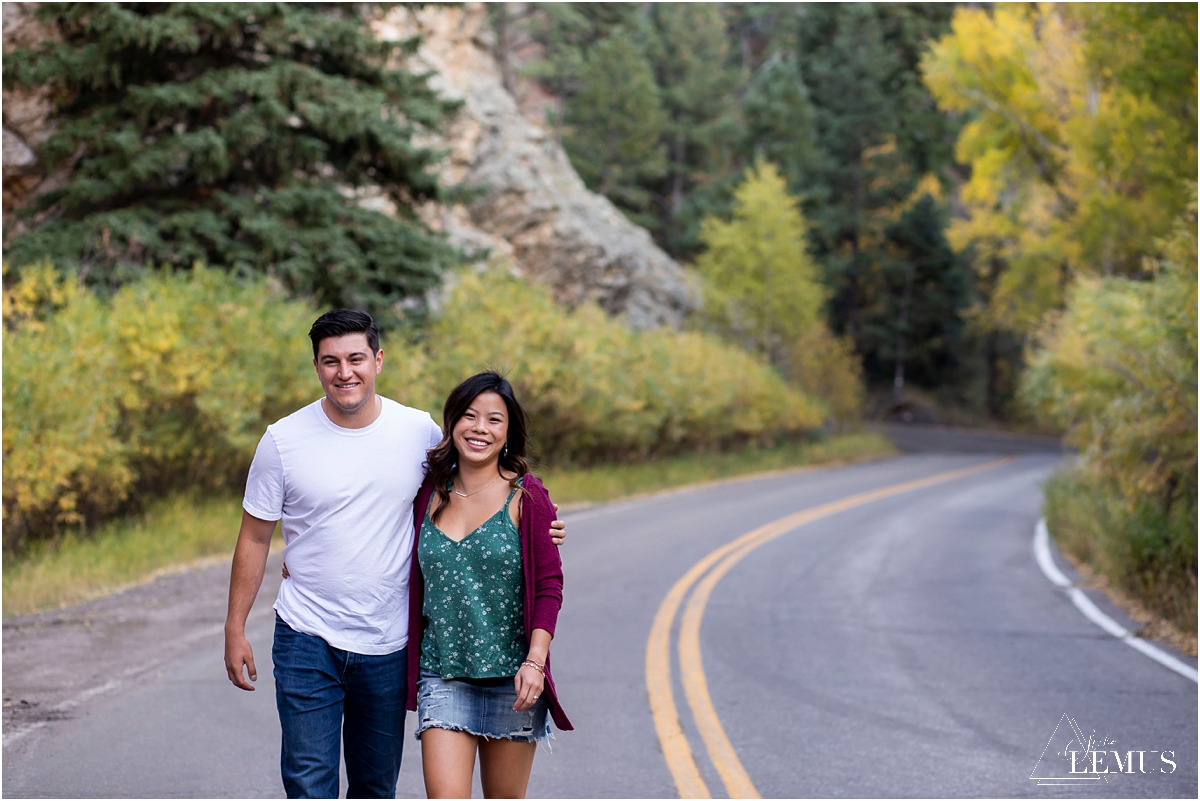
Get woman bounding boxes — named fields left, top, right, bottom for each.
left=406, top=372, right=572, bottom=799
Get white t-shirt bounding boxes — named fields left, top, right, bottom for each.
left=243, top=397, right=442, bottom=655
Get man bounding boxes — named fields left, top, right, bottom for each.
left=223, top=309, right=565, bottom=798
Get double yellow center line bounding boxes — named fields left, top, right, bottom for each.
left=645, top=458, right=1016, bottom=798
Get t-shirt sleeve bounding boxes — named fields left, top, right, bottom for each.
left=427, top=418, right=443, bottom=450
left=243, top=430, right=284, bottom=522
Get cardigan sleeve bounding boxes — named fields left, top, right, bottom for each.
left=524, top=476, right=564, bottom=637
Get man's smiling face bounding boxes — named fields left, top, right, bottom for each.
left=313, top=333, right=383, bottom=415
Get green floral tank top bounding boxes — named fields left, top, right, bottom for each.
left=418, top=480, right=526, bottom=679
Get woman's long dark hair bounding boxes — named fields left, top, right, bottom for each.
left=426, top=372, right=530, bottom=523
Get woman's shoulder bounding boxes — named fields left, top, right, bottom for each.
left=519, top=473, right=553, bottom=513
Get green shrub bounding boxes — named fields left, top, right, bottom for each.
left=4, top=264, right=824, bottom=549
left=3, top=264, right=316, bottom=550
left=1044, top=467, right=1196, bottom=634
left=1022, top=199, right=1196, bottom=509
left=380, top=269, right=824, bottom=463
left=1023, top=196, right=1197, bottom=634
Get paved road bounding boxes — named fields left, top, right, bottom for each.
left=3, top=451, right=1195, bottom=797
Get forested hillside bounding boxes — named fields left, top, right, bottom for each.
left=494, top=2, right=1197, bottom=632
left=496, top=3, right=978, bottom=414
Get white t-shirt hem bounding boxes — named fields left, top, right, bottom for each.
left=242, top=499, right=280, bottom=522
left=273, top=603, right=410, bottom=656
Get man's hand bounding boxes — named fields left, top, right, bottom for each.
left=224, top=629, right=258, bottom=691
left=550, top=503, right=566, bottom=547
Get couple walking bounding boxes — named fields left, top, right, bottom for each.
left=224, top=309, right=572, bottom=798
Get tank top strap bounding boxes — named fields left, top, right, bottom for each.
left=502, top=476, right=524, bottom=514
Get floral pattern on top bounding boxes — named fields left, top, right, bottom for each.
left=418, top=482, right=526, bottom=679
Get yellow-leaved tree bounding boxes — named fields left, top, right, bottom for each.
left=694, top=161, right=863, bottom=421
left=921, top=3, right=1196, bottom=335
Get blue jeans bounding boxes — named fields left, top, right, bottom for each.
left=272, top=614, right=407, bottom=799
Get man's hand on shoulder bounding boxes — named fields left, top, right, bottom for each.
left=550, top=503, right=566, bottom=547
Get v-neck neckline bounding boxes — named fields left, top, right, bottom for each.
left=427, top=506, right=509, bottom=545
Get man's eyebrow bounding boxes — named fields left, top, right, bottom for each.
left=321, top=350, right=370, bottom=360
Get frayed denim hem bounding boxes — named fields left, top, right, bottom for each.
left=414, top=719, right=551, bottom=744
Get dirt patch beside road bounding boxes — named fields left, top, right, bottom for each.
left=3, top=553, right=283, bottom=744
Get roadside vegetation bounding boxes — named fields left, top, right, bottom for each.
left=3, top=434, right=892, bottom=617
left=2, top=263, right=859, bottom=552
left=923, top=4, right=1196, bottom=635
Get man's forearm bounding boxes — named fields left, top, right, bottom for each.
left=225, top=531, right=272, bottom=634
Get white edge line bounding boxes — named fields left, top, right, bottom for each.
left=1033, top=519, right=1072, bottom=587
left=1034, top=517, right=1197, bottom=683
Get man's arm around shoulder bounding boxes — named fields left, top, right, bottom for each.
left=224, top=511, right=278, bottom=691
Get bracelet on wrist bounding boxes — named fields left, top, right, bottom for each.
left=520, top=659, right=545, bottom=677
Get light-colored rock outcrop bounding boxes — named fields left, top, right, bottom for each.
left=373, top=4, right=698, bottom=329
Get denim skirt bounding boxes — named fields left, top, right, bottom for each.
left=415, top=668, right=550, bottom=743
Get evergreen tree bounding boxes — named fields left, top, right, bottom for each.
left=520, top=2, right=640, bottom=142
left=742, top=52, right=818, bottom=195
left=856, top=193, right=971, bottom=400
left=563, top=28, right=666, bottom=228
left=642, top=3, right=742, bottom=254
left=3, top=3, right=460, bottom=323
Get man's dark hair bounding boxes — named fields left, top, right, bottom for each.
left=308, top=309, right=380, bottom=358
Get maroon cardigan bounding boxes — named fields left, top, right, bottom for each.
left=406, top=473, right=573, bottom=731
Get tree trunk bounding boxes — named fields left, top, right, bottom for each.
left=892, top=260, right=915, bottom=407
left=671, top=130, right=685, bottom=215
left=497, top=4, right=517, bottom=98
left=845, top=168, right=864, bottom=343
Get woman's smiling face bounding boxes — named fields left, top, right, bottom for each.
left=452, top=391, right=509, bottom=468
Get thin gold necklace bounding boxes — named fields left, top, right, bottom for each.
left=453, top=475, right=500, bottom=498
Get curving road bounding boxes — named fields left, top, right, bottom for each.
left=3, top=448, right=1196, bottom=797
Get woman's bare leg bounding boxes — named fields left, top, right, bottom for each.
left=422, top=729, right=479, bottom=798
left=478, top=738, right=537, bottom=798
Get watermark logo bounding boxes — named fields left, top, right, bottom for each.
left=1030, top=713, right=1177, bottom=786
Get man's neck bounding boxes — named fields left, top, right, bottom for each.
left=322, top=394, right=382, bottom=430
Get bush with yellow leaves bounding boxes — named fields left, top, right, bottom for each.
left=3, top=264, right=316, bottom=550
left=381, top=268, right=823, bottom=463
left=4, top=265, right=823, bottom=549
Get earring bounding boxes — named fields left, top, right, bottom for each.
left=502, top=442, right=508, bottom=459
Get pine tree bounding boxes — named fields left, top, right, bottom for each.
left=742, top=52, right=817, bottom=194
left=3, top=3, right=460, bottom=323
left=520, top=2, right=640, bottom=143
left=563, top=28, right=666, bottom=228
left=856, top=193, right=971, bottom=401
left=641, top=3, right=741, bottom=254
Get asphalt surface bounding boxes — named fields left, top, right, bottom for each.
left=3, top=447, right=1196, bottom=797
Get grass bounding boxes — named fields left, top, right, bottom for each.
left=2, top=432, right=894, bottom=617
left=3, top=493, right=257, bottom=618
left=1043, top=466, right=1197, bottom=642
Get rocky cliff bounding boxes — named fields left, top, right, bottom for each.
left=1, top=3, right=698, bottom=328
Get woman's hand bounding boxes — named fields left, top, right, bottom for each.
left=550, top=503, right=566, bottom=546
left=513, top=661, right=545, bottom=712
